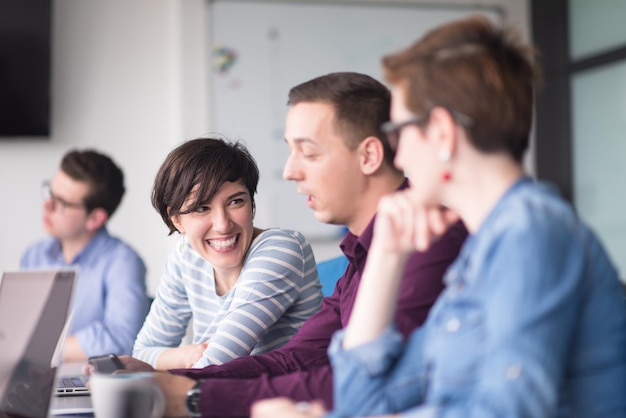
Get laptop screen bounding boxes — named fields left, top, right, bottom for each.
left=0, top=270, right=76, bottom=418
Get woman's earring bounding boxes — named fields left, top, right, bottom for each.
left=438, top=149, right=451, bottom=182
left=438, top=149, right=451, bottom=162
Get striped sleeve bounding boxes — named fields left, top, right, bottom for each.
left=132, top=239, right=197, bottom=367
left=193, top=229, right=322, bottom=367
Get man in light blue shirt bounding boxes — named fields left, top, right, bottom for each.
left=20, top=149, right=150, bottom=362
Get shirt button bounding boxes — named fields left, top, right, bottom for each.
left=505, top=364, right=523, bottom=380
left=446, top=317, right=461, bottom=333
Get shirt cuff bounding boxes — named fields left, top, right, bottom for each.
left=328, top=326, right=404, bottom=376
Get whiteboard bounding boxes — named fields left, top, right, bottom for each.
left=209, top=1, right=501, bottom=239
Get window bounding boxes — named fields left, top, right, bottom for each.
left=532, top=0, right=626, bottom=281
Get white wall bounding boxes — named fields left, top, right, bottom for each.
left=0, top=0, right=528, bottom=295
left=0, top=0, right=210, bottom=295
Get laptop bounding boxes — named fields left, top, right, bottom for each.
left=50, top=363, right=93, bottom=417
left=49, top=361, right=94, bottom=416
left=55, top=369, right=89, bottom=396
left=0, top=270, right=76, bottom=418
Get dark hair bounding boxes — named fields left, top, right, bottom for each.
left=382, top=15, right=540, bottom=162
left=60, top=149, right=125, bottom=216
left=152, top=136, right=260, bottom=235
left=288, top=71, right=397, bottom=168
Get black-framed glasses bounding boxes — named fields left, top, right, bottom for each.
left=381, top=109, right=473, bottom=151
left=380, top=116, right=427, bottom=151
left=41, top=181, right=86, bottom=212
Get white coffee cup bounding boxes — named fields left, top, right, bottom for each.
left=89, top=372, right=165, bottom=418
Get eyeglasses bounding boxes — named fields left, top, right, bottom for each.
left=381, top=109, right=473, bottom=151
left=380, top=116, right=427, bottom=151
left=42, top=181, right=86, bottom=212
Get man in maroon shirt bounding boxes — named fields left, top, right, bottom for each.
left=121, top=72, right=467, bottom=417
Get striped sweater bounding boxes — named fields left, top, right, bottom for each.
left=132, top=228, right=322, bottom=368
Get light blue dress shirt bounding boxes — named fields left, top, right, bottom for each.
left=328, top=177, right=626, bottom=418
left=20, top=227, right=150, bottom=357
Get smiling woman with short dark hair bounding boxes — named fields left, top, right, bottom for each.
left=132, top=136, right=323, bottom=370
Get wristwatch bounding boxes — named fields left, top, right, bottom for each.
left=185, top=380, right=203, bottom=417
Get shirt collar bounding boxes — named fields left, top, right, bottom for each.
left=339, top=178, right=410, bottom=266
left=47, top=227, right=110, bottom=264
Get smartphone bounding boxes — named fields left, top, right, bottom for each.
left=87, top=353, right=125, bottom=373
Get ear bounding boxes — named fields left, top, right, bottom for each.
left=358, top=135, right=385, bottom=175
left=171, top=214, right=185, bottom=234
left=85, top=208, right=109, bottom=232
left=428, top=107, right=458, bottom=158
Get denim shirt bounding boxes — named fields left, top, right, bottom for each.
left=328, top=178, right=626, bottom=418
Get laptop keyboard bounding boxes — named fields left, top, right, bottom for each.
left=55, top=376, right=89, bottom=395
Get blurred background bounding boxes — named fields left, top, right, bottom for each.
left=1, top=0, right=623, bottom=296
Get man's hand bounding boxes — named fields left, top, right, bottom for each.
left=151, top=372, right=197, bottom=418
left=251, top=397, right=326, bottom=418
